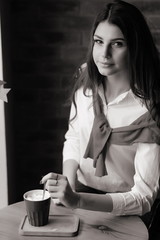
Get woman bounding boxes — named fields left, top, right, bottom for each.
left=41, top=0, right=160, bottom=219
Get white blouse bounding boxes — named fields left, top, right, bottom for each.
left=63, top=87, right=160, bottom=216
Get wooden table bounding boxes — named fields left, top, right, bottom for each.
left=0, top=201, right=149, bottom=240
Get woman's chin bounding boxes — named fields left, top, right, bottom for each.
left=98, top=69, right=115, bottom=77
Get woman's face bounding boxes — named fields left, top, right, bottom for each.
left=93, top=20, right=128, bottom=78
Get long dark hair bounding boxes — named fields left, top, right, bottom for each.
left=69, top=0, right=160, bottom=126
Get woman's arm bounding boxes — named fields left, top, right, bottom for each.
left=41, top=143, right=160, bottom=215
left=40, top=172, right=113, bottom=212
left=63, top=159, right=79, bottom=191
left=78, top=192, right=113, bottom=212
left=62, top=93, right=80, bottom=190
left=109, top=143, right=160, bottom=216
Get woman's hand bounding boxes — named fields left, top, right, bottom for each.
left=40, top=172, right=80, bottom=209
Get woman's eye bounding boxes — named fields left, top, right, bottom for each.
left=111, top=41, right=124, bottom=48
left=93, top=39, right=103, bottom=45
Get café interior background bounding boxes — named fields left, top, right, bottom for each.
left=1, top=0, right=160, bottom=205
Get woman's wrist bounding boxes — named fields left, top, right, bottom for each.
left=72, top=192, right=81, bottom=209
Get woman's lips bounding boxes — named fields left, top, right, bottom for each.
left=100, top=62, right=114, bottom=67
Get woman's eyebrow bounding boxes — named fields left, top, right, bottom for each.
left=111, top=38, right=125, bottom=41
left=93, top=35, right=125, bottom=41
left=93, top=34, right=103, bottom=39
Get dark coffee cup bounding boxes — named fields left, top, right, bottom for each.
left=23, top=189, right=51, bottom=226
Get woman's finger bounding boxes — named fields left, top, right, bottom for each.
left=40, top=172, right=67, bottom=184
left=47, top=179, right=58, bottom=186
left=47, top=185, right=59, bottom=192
left=49, top=192, right=60, bottom=199
left=40, top=172, right=57, bottom=184
left=45, top=179, right=59, bottom=189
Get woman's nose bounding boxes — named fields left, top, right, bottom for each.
left=102, top=44, right=112, bottom=59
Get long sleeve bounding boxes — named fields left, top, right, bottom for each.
left=63, top=102, right=80, bottom=164
left=109, top=143, right=160, bottom=216
left=63, top=87, right=94, bottom=164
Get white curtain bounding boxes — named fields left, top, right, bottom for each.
left=0, top=19, right=8, bottom=208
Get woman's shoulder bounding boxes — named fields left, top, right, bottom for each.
left=75, top=87, right=93, bottom=102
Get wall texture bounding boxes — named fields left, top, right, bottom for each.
left=1, top=0, right=160, bottom=203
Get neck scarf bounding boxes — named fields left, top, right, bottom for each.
left=83, top=94, right=160, bottom=177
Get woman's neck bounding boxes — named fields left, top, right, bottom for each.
left=104, top=73, right=130, bottom=103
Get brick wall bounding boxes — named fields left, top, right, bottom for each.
left=1, top=0, right=160, bottom=203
